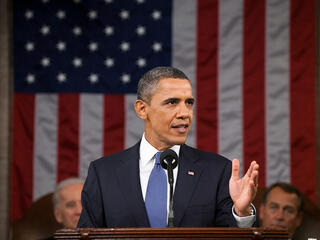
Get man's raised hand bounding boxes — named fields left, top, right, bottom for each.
left=229, top=159, right=259, bottom=217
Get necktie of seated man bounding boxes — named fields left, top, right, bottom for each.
left=145, top=152, right=167, bottom=227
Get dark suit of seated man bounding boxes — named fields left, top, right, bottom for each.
left=78, top=66, right=259, bottom=228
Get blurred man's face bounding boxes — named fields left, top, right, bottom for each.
left=139, top=78, right=194, bottom=151
left=54, top=183, right=83, bottom=229
left=259, top=187, right=302, bottom=237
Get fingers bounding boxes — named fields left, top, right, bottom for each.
left=252, top=164, right=259, bottom=186
left=232, top=159, right=259, bottom=186
left=231, top=158, right=240, bottom=179
left=249, top=161, right=259, bottom=186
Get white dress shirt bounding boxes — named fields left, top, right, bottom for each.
left=139, top=133, right=255, bottom=227
left=139, top=134, right=180, bottom=209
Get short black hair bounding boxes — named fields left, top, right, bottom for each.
left=137, top=66, right=189, bottom=103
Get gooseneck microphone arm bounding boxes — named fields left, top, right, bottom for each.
left=167, top=163, right=174, bottom=227
left=160, top=149, right=179, bottom=228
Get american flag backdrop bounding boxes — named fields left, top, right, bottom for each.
left=11, top=0, right=317, bottom=221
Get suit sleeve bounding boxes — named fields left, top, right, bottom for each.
left=214, top=160, right=238, bottom=227
left=77, top=162, right=107, bottom=228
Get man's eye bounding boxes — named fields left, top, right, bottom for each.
left=284, top=207, right=295, bottom=215
left=269, top=204, right=278, bottom=210
left=167, top=99, right=177, bottom=105
left=66, top=201, right=76, bottom=208
left=186, top=99, right=194, bottom=105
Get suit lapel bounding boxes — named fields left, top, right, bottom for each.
left=115, top=142, right=150, bottom=227
left=173, top=145, right=204, bottom=226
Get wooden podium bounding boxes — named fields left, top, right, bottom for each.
left=54, top=228, right=289, bottom=239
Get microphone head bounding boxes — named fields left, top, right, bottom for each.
left=160, top=149, right=179, bottom=170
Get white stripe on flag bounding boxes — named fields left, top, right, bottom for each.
left=33, top=94, right=57, bottom=200
left=125, top=94, right=144, bottom=148
left=79, top=94, right=103, bottom=179
left=172, top=0, right=196, bottom=147
left=266, top=0, right=290, bottom=185
left=218, top=0, right=244, bottom=174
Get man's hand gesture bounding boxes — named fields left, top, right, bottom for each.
left=229, top=159, right=259, bottom=217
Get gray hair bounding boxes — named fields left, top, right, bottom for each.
left=52, top=177, right=84, bottom=209
left=137, top=66, right=190, bottom=103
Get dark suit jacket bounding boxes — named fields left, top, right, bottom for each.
left=78, top=142, right=238, bottom=228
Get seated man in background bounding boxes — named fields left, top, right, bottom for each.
left=259, top=182, right=303, bottom=239
left=42, top=177, right=84, bottom=240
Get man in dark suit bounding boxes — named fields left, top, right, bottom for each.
left=78, top=66, right=259, bottom=228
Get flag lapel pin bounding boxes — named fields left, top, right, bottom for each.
left=188, top=170, right=195, bottom=176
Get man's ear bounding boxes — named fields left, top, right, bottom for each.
left=134, top=99, right=148, bottom=120
left=54, top=208, right=63, bottom=224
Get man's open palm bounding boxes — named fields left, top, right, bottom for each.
left=229, top=159, right=259, bottom=216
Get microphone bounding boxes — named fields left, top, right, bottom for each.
left=160, top=149, right=178, bottom=185
left=160, top=149, right=179, bottom=228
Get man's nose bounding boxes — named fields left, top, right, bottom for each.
left=177, top=103, right=191, bottom=118
left=275, top=209, right=285, bottom=219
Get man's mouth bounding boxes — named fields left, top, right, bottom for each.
left=171, top=124, right=189, bottom=133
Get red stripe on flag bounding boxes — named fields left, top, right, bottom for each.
left=290, top=0, right=316, bottom=201
left=57, top=94, right=80, bottom=182
left=196, top=0, right=219, bottom=152
left=11, top=94, right=35, bottom=221
left=103, top=95, right=124, bottom=155
left=243, top=0, right=266, bottom=186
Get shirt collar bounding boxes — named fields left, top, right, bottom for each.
left=140, top=133, right=180, bottom=166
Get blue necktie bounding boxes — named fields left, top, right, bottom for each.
left=145, top=152, right=167, bottom=227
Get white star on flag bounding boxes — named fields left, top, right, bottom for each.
left=119, top=10, right=130, bottom=20
left=136, top=26, right=146, bottom=36
left=41, top=57, right=50, bottom=67
left=152, top=10, right=161, bottom=20
left=72, top=26, right=82, bottom=36
left=56, top=41, right=66, bottom=51
left=152, top=42, right=162, bottom=52
left=104, top=58, right=114, bottom=68
left=25, top=42, right=34, bottom=51
left=121, top=73, right=131, bottom=84
left=26, top=74, right=35, bottom=84
left=25, top=10, right=34, bottom=20
left=89, top=42, right=98, bottom=52
left=120, top=42, right=130, bottom=52
left=88, top=10, right=98, bottom=20
left=72, top=57, right=82, bottom=67
left=89, top=73, right=99, bottom=84
left=56, top=10, right=66, bottom=19
left=136, top=58, right=146, bottom=68
left=57, top=73, right=67, bottom=83
left=40, top=25, right=50, bottom=35
left=104, top=26, right=114, bottom=36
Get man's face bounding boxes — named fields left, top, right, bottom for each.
left=54, top=183, right=83, bottom=229
left=259, top=187, right=302, bottom=237
left=139, top=78, right=194, bottom=151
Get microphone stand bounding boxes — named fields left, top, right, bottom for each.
left=160, top=149, right=178, bottom=228
left=167, top=163, right=174, bottom=227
